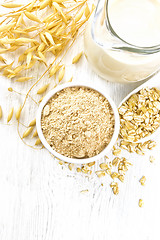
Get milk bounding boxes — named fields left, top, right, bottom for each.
left=84, top=0, right=160, bottom=83
left=109, top=0, right=160, bottom=47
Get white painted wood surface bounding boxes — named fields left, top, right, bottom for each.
left=0, top=1, right=160, bottom=240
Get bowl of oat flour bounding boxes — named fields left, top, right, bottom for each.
left=36, top=83, right=120, bottom=164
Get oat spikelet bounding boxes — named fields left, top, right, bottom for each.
left=18, top=54, right=26, bottom=63
left=0, top=23, right=14, bottom=31
left=72, top=52, right=83, bottom=64
left=7, top=107, right=14, bottom=123
left=67, top=76, right=73, bottom=82
left=1, top=3, right=23, bottom=8
left=49, top=64, right=62, bottom=77
left=0, top=65, right=7, bottom=71
left=58, top=66, right=65, bottom=82
left=0, top=23, right=15, bottom=32
left=0, top=106, right=2, bottom=119
left=0, top=56, right=6, bottom=63
left=16, top=77, right=33, bottom=82
left=29, top=119, right=36, bottom=127
left=32, top=130, right=38, bottom=138
left=54, top=0, right=67, bottom=3
left=37, top=84, right=49, bottom=94
left=25, top=26, right=38, bottom=32
left=25, top=60, right=36, bottom=70
left=25, top=12, right=41, bottom=23
left=13, top=65, right=25, bottom=75
left=44, top=32, right=55, bottom=45
left=16, top=105, right=22, bottom=120
left=15, top=38, right=37, bottom=43
left=92, top=3, right=96, bottom=11
left=27, top=0, right=36, bottom=11
left=38, top=51, right=47, bottom=64
left=85, top=4, right=90, bottom=18
left=16, top=13, right=24, bottom=27
left=40, top=33, right=48, bottom=45
left=35, top=138, right=42, bottom=145
left=75, top=7, right=85, bottom=22
left=23, top=127, right=34, bottom=138
left=38, top=43, right=45, bottom=52
left=52, top=2, right=67, bottom=23
left=40, top=0, right=51, bottom=9
left=0, top=49, right=8, bottom=54
left=27, top=52, right=32, bottom=67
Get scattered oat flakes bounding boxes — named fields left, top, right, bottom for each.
left=68, top=163, right=74, bottom=171
left=87, top=161, right=95, bottom=167
left=106, top=168, right=112, bottom=175
left=77, top=167, right=81, bottom=173
left=139, top=199, right=144, bottom=208
left=148, top=141, right=156, bottom=149
left=149, top=155, right=155, bottom=163
left=139, top=176, right=146, bottom=186
left=112, top=157, right=120, bottom=166
left=111, top=172, right=119, bottom=179
left=81, top=165, right=92, bottom=174
left=58, top=160, right=64, bottom=165
left=110, top=182, right=119, bottom=195
left=96, top=170, right=106, bottom=178
left=118, top=175, right=124, bottom=182
left=113, top=186, right=119, bottom=195
left=80, top=189, right=89, bottom=194
left=99, top=163, right=108, bottom=170
left=113, top=149, right=121, bottom=156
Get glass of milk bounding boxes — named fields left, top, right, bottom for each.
left=84, top=0, right=160, bottom=83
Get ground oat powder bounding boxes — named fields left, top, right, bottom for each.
left=41, top=87, right=115, bottom=158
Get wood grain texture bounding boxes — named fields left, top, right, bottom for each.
left=0, top=1, right=160, bottom=239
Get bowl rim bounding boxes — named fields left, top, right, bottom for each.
left=36, top=82, right=120, bottom=164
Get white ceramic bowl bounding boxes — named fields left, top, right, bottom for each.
left=36, top=83, right=120, bottom=164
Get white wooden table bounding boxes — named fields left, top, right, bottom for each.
left=0, top=1, right=160, bottom=239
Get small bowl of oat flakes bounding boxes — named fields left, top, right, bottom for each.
left=36, top=83, right=120, bottom=164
